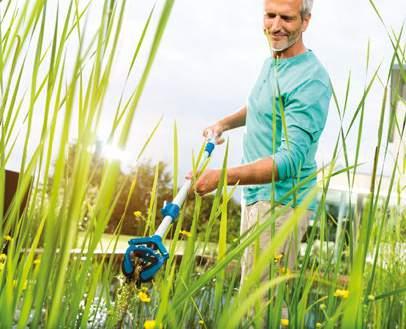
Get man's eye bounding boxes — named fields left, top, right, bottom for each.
left=265, top=13, right=277, bottom=19
left=281, top=16, right=294, bottom=21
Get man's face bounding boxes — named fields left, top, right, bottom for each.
left=263, top=0, right=310, bottom=52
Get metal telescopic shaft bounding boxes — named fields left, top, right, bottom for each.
left=155, top=135, right=216, bottom=238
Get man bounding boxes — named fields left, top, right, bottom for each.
left=192, top=0, right=331, bottom=302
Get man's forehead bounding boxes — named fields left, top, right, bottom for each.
left=264, top=0, right=302, bottom=13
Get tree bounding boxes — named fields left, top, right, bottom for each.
left=105, top=160, right=172, bottom=236
left=59, top=142, right=241, bottom=241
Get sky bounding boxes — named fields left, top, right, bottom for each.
left=4, top=0, right=406, bottom=199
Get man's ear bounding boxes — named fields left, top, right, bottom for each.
left=301, top=13, right=311, bottom=32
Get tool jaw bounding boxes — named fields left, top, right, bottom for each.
left=122, top=235, right=169, bottom=283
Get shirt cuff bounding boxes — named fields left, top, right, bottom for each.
left=273, top=151, right=292, bottom=181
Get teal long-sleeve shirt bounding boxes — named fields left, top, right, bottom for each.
left=242, top=50, right=332, bottom=211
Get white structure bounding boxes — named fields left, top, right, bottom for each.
left=318, top=64, right=405, bottom=258
left=390, top=64, right=406, bottom=184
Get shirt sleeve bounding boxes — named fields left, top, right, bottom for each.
left=273, top=79, right=331, bottom=181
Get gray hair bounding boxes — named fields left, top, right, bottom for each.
left=301, top=0, right=313, bottom=17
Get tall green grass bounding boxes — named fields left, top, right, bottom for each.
left=0, top=0, right=405, bottom=328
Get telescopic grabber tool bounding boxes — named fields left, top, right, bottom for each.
left=122, top=133, right=217, bottom=284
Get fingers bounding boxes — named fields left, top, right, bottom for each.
left=185, top=172, right=205, bottom=196
left=203, top=124, right=223, bottom=142
left=205, top=128, right=214, bottom=139
left=203, top=127, right=213, bottom=137
left=203, top=128, right=216, bottom=139
left=194, top=180, right=206, bottom=197
left=186, top=180, right=203, bottom=198
left=186, top=172, right=200, bottom=197
left=215, top=136, right=225, bottom=145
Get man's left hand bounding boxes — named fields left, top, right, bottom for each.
left=186, top=169, right=221, bottom=197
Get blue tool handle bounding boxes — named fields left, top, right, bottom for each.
left=205, top=140, right=215, bottom=156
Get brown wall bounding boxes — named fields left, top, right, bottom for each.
left=3, top=170, right=30, bottom=217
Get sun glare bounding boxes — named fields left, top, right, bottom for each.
left=96, top=142, right=135, bottom=174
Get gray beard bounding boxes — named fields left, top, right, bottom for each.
left=271, top=33, right=301, bottom=52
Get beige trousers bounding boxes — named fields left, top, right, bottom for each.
left=240, top=201, right=313, bottom=284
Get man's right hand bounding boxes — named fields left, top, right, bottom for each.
left=203, top=123, right=225, bottom=145
left=203, top=105, right=247, bottom=144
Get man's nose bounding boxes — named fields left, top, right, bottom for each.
left=272, top=16, right=282, bottom=31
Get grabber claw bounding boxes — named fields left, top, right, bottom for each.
left=122, top=235, right=169, bottom=283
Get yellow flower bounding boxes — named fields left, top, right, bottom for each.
left=198, top=320, right=204, bottom=325
left=133, top=211, right=142, bottom=218
left=316, top=323, right=323, bottom=328
left=280, top=318, right=289, bottom=327
left=33, top=258, right=41, bottom=266
left=274, top=254, right=284, bottom=263
left=279, top=267, right=291, bottom=275
left=334, top=289, right=349, bottom=299
left=180, top=230, right=192, bottom=238
left=144, top=320, right=157, bottom=329
left=138, top=291, right=151, bottom=303
left=4, top=235, right=12, bottom=241
left=0, top=254, right=7, bottom=262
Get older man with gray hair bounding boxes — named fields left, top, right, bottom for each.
left=192, top=0, right=331, bottom=324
